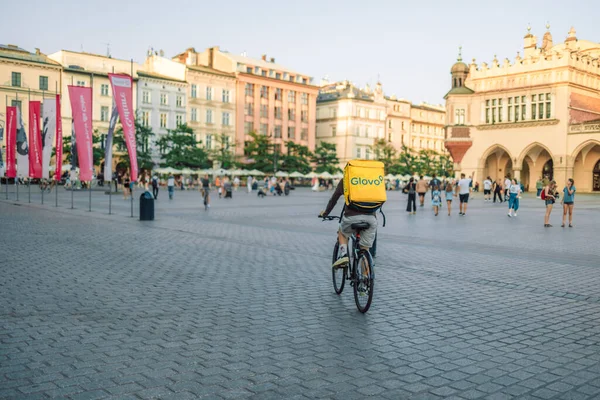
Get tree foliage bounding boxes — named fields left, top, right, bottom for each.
left=244, top=132, right=276, bottom=173
left=113, top=119, right=155, bottom=172
left=311, top=142, right=340, bottom=174
left=209, top=133, right=237, bottom=169
left=280, top=141, right=313, bottom=174
left=371, top=141, right=454, bottom=177
left=156, top=124, right=209, bottom=169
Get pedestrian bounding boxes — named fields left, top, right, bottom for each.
left=493, top=178, right=504, bottom=203
left=504, top=175, right=511, bottom=200
left=445, top=181, right=454, bottom=216
left=404, top=177, right=417, bottom=214
left=151, top=174, right=159, bottom=200
left=543, top=180, right=557, bottom=227
left=507, top=178, right=522, bottom=217
left=483, top=176, right=492, bottom=202
left=215, top=176, right=222, bottom=198
left=432, top=185, right=441, bottom=216
left=247, top=176, right=253, bottom=193
left=167, top=174, right=175, bottom=200
left=561, top=178, right=576, bottom=228
left=535, top=177, right=544, bottom=198
left=416, top=175, right=428, bottom=207
left=429, top=174, right=441, bottom=199
left=455, top=173, right=472, bottom=216
left=112, top=172, right=118, bottom=192
left=123, top=173, right=130, bottom=200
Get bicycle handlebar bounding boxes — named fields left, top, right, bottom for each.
left=318, top=215, right=340, bottom=221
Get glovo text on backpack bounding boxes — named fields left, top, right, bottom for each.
left=343, top=160, right=387, bottom=213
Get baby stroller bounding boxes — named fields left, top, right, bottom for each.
left=224, top=182, right=233, bottom=199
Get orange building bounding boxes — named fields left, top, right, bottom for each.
left=173, top=47, right=319, bottom=155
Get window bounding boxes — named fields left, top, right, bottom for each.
left=275, top=88, right=282, bottom=101
left=275, top=72, right=281, bottom=79
left=288, top=108, right=295, bottom=120
left=356, top=147, right=361, bottom=158
left=11, top=100, right=22, bottom=109
left=274, top=106, right=282, bottom=119
left=366, top=147, right=371, bottom=160
left=546, top=93, right=551, bottom=119
left=191, top=108, right=197, bottom=122
left=222, top=89, right=230, bottom=103
left=301, top=110, right=308, bottom=122
left=365, top=127, right=370, bottom=137
left=77, top=80, right=86, bottom=87
left=101, top=106, right=109, bottom=122
left=245, top=102, right=254, bottom=116
left=244, top=121, right=253, bottom=134
left=260, top=104, right=268, bottom=118
left=222, top=112, right=230, bottom=126
left=39, top=76, right=49, bottom=91
left=261, top=70, right=267, bottom=77
left=143, top=91, right=151, bottom=104
left=388, top=120, right=392, bottom=129
left=331, top=126, right=337, bottom=137
left=206, top=87, right=213, bottom=100
left=206, top=109, right=213, bottom=124
left=160, top=93, right=167, bottom=105
left=246, top=67, right=252, bottom=74
left=401, top=121, right=405, bottom=131
left=287, top=126, right=295, bottom=139
left=260, top=123, right=268, bottom=135
left=301, top=93, right=308, bottom=105
left=301, top=128, right=308, bottom=140
left=256, top=86, right=267, bottom=100
left=191, top=84, right=197, bottom=98
left=11, top=72, right=21, bottom=87
left=531, top=93, right=551, bottom=120
left=205, top=134, right=213, bottom=149
left=100, top=83, right=109, bottom=96
left=142, top=111, right=150, bottom=127
left=485, top=98, right=502, bottom=124
left=288, top=91, right=296, bottom=103
left=455, top=109, right=465, bottom=125
left=330, top=108, right=337, bottom=118
left=176, top=96, right=183, bottom=107
left=176, top=115, right=183, bottom=126
left=245, top=83, right=254, bottom=97
left=274, top=125, right=282, bottom=138
left=160, top=113, right=167, bottom=128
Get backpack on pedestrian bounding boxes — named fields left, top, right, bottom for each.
left=343, top=160, right=387, bottom=213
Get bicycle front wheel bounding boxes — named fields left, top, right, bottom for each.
left=331, top=240, right=345, bottom=295
left=353, top=251, right=374, bottom=313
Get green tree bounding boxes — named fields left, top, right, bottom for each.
left=113, top=120, right=155, bottom=172
left=209, top=133, right=237, bottom=169
left=92, top=130, right=104, bottom=168
left=280, top=141, right=312, bottom=173
left=396, top=145, right=416, bottom=176
left=311, top=142, right=340, bottom=174
left=244, top=132, right=276, bottom=173
left=156, top=124, right=209, bottom=169
left=371, top=139, right=397, bottom=172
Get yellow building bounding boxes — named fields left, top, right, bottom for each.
left=445, top=27, right=600, bottom=192
left=0, top=44, right=62, bottom=152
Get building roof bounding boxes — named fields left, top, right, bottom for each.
left=187, top=64, right=235, bottom=79
left=222, top=51, right=305, bottom=77
left=137, top=70, right=186, bottom=83
left=0, top=44, right=61, bottom=67
left=444, top=86, right=475, bottom=98
left=317, top=82, right=375, bottom=103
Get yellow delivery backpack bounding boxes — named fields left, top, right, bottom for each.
left=343, top=160, right=387, bottom=213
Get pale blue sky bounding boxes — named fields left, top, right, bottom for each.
left=2, top=0, right=598, bottom=104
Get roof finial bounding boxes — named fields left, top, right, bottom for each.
left=527, top=23, right=531, bottom=33
left=546, top=21, right=550, bottom=31
left=457, top=46, right=462, bottom=62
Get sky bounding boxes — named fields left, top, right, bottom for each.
left=2, top=0, right=599, bottom=105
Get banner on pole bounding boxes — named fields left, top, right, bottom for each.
left=28, top=101, right=43, bottom=178
left=5, top=106, right=17, bottom=178
left=16, top=107, right=29, bottom=178
left=55, top=94, right=63, bottom=181
left=104, top=101, right=119, bottom=180
left=108, top=73, right=138, bottom=181
left=68, top=86, right=94, bottom=181
left=42, top=98, right=57, bottom=178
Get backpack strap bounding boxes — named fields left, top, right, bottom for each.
left=379, top=206, right=386, bottom=228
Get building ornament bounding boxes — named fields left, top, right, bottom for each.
left=475, top=119, right=559, bottom=130
left=569, top=122, right=600, bottom=134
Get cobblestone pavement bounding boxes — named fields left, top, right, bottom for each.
left=1, top=186, right=600, bottom=399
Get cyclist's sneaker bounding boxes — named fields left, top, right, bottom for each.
left=332, top=252, right=349, bottom=268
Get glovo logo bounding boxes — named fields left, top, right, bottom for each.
left=350, top=175, right=384, bottom=186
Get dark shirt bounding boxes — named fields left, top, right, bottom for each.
left=324, top=180, right=367, bottom=217
left=201, top=178, right=210, bottom=188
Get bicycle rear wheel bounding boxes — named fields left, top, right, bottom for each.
left=331, top=240, right=345, bottom=295
left=353, top=250, right=374, bottom=313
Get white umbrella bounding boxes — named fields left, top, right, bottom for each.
left=288, top=171, right=305, bottom=178
left=210, top=168, right=231, bottom=176
left=248, top=169, right=265, bottom=176
left=304, top=171, right=318, bottom=178
left=333, top=172, right=344, bottom=179
left=275, top=171, right=289, bottom=177
left=384, top=174, right=395, bottom=180
left=319, top=171, right=333, bottom=179
left=181, top=168, right=194, bottom=175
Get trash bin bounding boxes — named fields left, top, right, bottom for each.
left=140, top=191, right=154, bottom=221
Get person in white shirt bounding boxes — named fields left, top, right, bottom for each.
left=504, top=176, right=512, bottom=200
left=455, top=173, right=472, bottom=216
left=483, top=176, right=493, bottom=202
left=167, top=174, right=175, bottom=200
left=507, top=178, right=522, bottom=217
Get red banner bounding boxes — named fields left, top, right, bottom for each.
left=55, top=94, right=63, bottom=181
left=5, top=106, right=17, bottom=178
left=108, top=73, right=138, bottom=181
left=28, top=101, right=43, bottom=178
left=68, top=86, right=94, bottom=181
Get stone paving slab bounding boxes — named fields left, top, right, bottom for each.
left=1, top=188, right=600, bottom=399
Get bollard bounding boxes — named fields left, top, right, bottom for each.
left=88, top=183, right=92, bottom=212
left=28, top=180, right=31, bottom=203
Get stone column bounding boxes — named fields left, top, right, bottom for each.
left=513, top=168, right=521, bottom=181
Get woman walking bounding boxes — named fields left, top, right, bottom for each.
left=123, top=173, right=131, bottom=200
left=432, top=185, right=441, bottom=216
left=404, top=177, right=417, bottom=214
left=543, top=180, right=557, bottom=227
left=561, top=178, right=576, bottom=227
left=493, top=178, right=504, bottom=203
left=445, top=181, right=454, bottom=216
left=507, top=178, right=522, bottom=217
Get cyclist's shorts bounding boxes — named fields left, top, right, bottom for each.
left=340, top=214, right=377, bottom=248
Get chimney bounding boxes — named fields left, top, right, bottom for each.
left=261, top=54, right=267, bottom=61
left=159, top=49, right=164, bottom=57
left=270, top=57, right=275, bottom=63
left=209, top=47, right=215, bottom=68
left=35, top=48, right=41, bottom=55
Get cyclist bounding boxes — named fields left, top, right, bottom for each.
left=200, top=174, right=211, bottom=208
left=319, top=179, right=378, bottom=268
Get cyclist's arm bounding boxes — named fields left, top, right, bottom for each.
left=323, top=180, right=343, bottom=216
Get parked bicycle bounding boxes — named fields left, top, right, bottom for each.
left=320, top=215, right=375, bottom=313
left=39, top=179, right=54, bottom=193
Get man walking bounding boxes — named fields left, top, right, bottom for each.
left=483, top=176, right=492, bottom=202
left=429, top=174, right=441, bottom=199
left=167, top=174, right=175, bottom=200
left=455, top=173, right=472, bottom=216
left=416, top=175, right=428, bottom=207
left=504, top=176, right=511, bottom=200
left=151, top=174, right=159, bottom=200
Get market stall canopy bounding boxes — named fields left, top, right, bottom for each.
left=319, top=171, right=333, bottom=179
left=275, top=171, right=289, bottom=177
left=288, top=171, right=305, bottom=178
left=247, top=169, right=265, bottom=176
left=304, top=171, right=318, bottom=178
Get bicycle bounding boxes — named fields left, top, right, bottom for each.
left=202, top=187, right=210, bottom=211
left=320, top=215, right=375, bottom=313
left=39, top=179, right=54, bottom=194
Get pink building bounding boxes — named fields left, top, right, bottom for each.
left=174, top=47, right=319, bottom=155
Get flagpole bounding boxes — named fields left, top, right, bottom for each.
left=28, top=88, right=31, bottom=203
left=130, top=59, right=134, bottom=218
left=55, top=81, right=59, bottom=208
left=89, top=73, right=93, bottom=212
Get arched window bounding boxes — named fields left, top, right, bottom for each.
left=593, top=159, right=600, bottom=191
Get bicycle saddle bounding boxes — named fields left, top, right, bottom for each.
left=350, top=222, right=370, bottom=231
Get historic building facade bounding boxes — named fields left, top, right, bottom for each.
left=445, top=27, right=600, bottom=192
left=174, top=47, right=319, bottom=156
